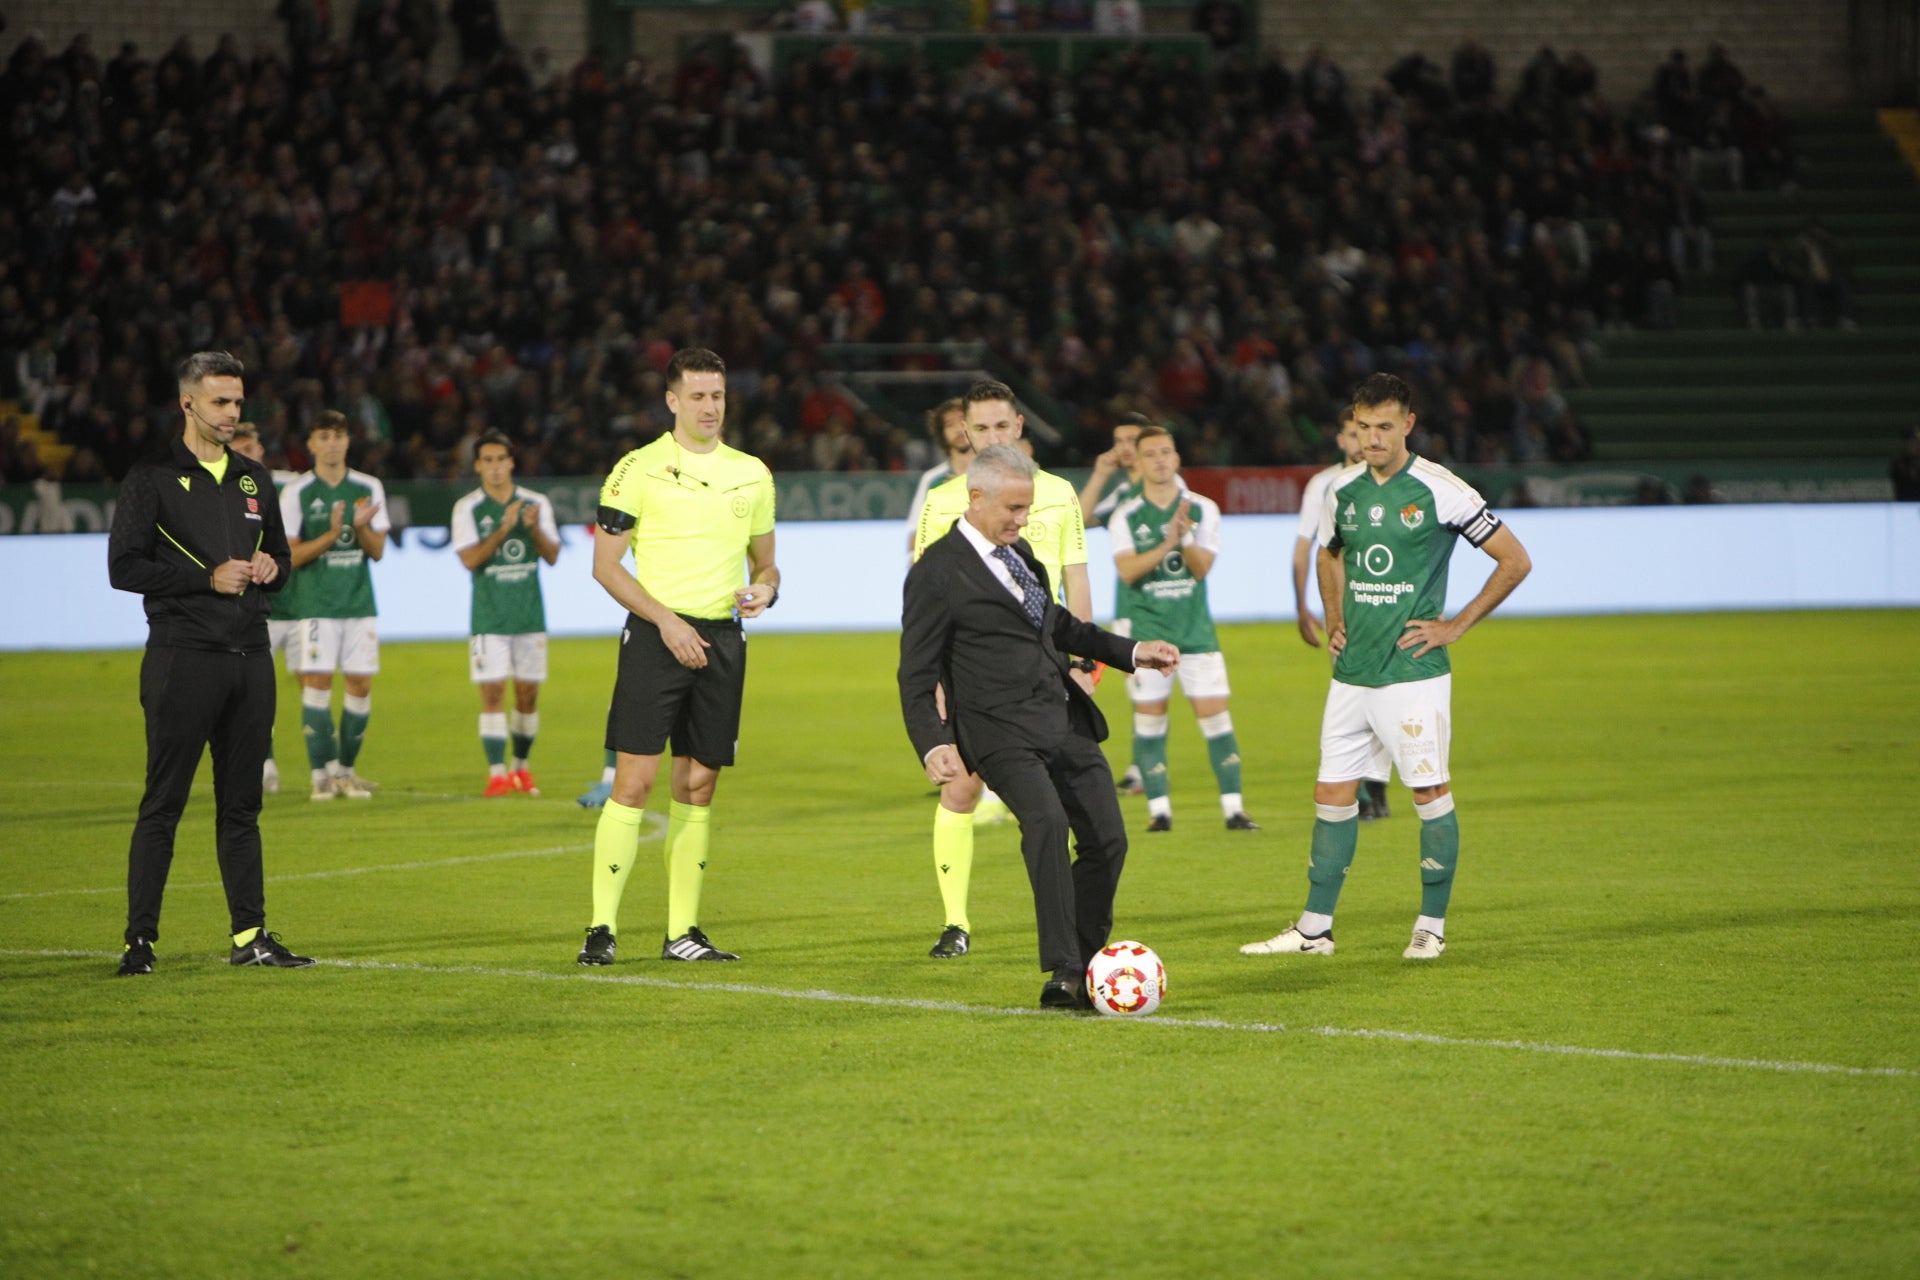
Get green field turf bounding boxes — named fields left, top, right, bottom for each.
left=2, top=611, right=1917, bottom=1278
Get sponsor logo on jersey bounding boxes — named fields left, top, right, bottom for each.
left=479, top=515, right=495, bottom=536
left=1342, top=501, right=1356, bottom=521
left=1368, top=504, right=1384, bottom=525
left=1362, top=545, right=1395, bottom=576
left=1400, top=503, right=1424, bottom=529
left=178, top=476, right=191, bottom=491
left=1412, top=759, right=1436, bottom=776
left=1401, top=720, right=1424, bottom=738
left=246, top=498, right=259, bottom=514
left=239, top=475, right=258, bottom=495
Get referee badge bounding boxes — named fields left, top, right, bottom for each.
left=730, top=495, right=750, bottom=518
left=239, top=475, right=258, bottom=495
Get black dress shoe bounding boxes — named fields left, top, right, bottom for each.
left=1146, top=814, right=1172, bottom=833
left=1040, top=971, right=1090, bottom=1010
left=929, top=924, right=970, bottom=959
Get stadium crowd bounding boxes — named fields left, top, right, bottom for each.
left=0, top=24, right=1773, bottom=486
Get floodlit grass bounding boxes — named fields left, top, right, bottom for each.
left=2, top=611, right=1916, bottom=1278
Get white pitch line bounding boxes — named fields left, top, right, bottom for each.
left=0, top=816, right=663, bottom=901
left=2, top=948, right=1908, bottom=1080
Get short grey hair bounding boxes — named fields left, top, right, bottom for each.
left=968, top=444, right=1035, bottom=496
left=177, top=351, right=245, bottom=389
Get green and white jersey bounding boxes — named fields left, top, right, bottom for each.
left=267, top=468, right=303, bottom=622
left=1093, top=475, right=1143, bottom=623
left=451, top=485, right=559, bottom=636
left=1109, top=488, right=1222, bottom=654
left=1317, top=455, right=1500, bottom=688
left=280, top=468, right=390, bottom=619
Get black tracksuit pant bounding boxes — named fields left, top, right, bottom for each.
left=125, top=646, right=276, bottom=944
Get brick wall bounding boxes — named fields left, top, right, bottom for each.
left=2, top=0, right=587, bottom=81
left=1256, top=0, right=1850, bottom=105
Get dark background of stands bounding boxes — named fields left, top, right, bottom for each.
left=2, top=8, right=1917, bottom=503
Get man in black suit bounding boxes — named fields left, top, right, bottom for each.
left=900, top=446, right=1181, bottom=1009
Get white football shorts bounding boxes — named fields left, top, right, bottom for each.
left=469, top=633, right=549, bottom=684
left=1127, top=650, right=1229, bottom=703
left=1317, top=674, right=1451, bottom=787
left=268, top=619, right=300, bottom=673
left=289, top=617, right=380, bottom=676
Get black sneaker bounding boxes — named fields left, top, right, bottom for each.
left=229, top=931, right=315, bottom=968
left=1116, top=766, right=1145, bottom=796
left=1225, top=812, right=1261, bottom=831
left=1146, top=814, right=1172, bottom=833
left=116, top=937, right=154, bottom=977
left=929, top=924, right=970, bottom=959
left=578, top=925, right=617, bottom=966
left=662, top=926, right=739, bottom=962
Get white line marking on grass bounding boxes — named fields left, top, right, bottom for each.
left=3, top=948, right=1908, bottom=1080
left=0, top=816, right=663, bottom=901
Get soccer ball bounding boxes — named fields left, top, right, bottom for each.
left=1085, top=940, right=1166, bottom=1017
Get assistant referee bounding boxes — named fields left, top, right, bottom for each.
left=577, top=348, right=779, bottom=966
left=106, top=351, right=316, bottom=975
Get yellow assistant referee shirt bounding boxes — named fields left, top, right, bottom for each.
left=912, top=467, right=1086, bottom=604
left=600, top=435, right=776, bottom=620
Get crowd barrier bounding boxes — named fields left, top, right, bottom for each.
left=5, top=505, right=1916, bottom=650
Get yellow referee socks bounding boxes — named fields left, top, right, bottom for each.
left=932, top=802, right=975, bottom=932
left=664, top=800, right=712, bottom=938
left=591, top=799, right=645, bottom=935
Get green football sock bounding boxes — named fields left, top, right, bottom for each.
left=1204, top=729, right=1243, bottom=796
left=1418, top=803, right=1461, bottom=918
left=480, top=712, right=507, bottom=768
left=301, top=692, right=336, bottom=771
left=339, top=694, right=370, bottom=769
left=932, top=802, right=975, bottom=931
left=1135, top=732, right=1170, bottom=802
left=591, top=799, right=645, bottom=935
left=1304, top=804, right=1361, bottom=915
left=231, top=927, right=260, bottom=947
left=664, top=800, right=712, bottom=938
left=510, top=710, right=538, bottom=767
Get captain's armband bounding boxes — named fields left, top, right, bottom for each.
left=597, top=504, right=637, bottom=537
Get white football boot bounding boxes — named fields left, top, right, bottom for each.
left=1402, top=929, right=1446, bottom=960
left=1239, top=922, right=1336, bottom=955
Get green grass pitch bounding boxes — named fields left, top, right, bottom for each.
left=2, top=611, right=1916, bottom=1278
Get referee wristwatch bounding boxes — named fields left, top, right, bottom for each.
left=1068, top=657, right=1098, bottom=674
left=751, top=582, right=779, bottom=608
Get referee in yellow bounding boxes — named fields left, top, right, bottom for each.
left=578, top=348, right=779, bottom=965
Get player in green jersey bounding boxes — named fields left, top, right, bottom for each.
left=452, top=433, right=561, bottom=797
left=279, top=411, right=389, bottom=801
left=1242, top=374, right=1530, bottom=960
left=1079, top=414, right=1150, bottom=794
left=1294, top=405, right=1390, bottom=821
left=1110, top=426, right=1257, bottom=833
left=909, top=381, right=1093, bottom=960
left=577, top=348, right=779, bottom=967
left=230, top=422, right=301, bottom=796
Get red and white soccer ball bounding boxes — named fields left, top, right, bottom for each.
left=1085, top=940, right=1166, bottom=1017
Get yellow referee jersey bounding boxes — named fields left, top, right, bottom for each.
left=913, top=467, right=1086, bottom=603
left=600, top=435, right=776, bottom=620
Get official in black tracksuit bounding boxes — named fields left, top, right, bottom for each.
left=105, top=351, right=315, bottom=974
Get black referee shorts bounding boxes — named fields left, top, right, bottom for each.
left=605, top=613, right=746, bottom=768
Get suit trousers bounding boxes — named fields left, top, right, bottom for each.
left=126, top=646, right=275, bottom=944
left=976, top=733, right=1129, bottom=974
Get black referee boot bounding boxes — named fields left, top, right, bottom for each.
left=229, top=931, right=316, bottom=968
left=662, top=926, right=739, bottom=961
left=116, top=937, right=155, bottom=977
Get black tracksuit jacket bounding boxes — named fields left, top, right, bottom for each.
left=107, top=436, right=293, bottom=651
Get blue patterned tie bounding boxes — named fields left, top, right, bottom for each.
left=992, top=546, right=1048, bottom=631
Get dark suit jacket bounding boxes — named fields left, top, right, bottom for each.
left=900, top=524, right=1139, bottom=772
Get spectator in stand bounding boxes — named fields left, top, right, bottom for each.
left=1789, top=220, right=1857, bottom=331
left=1451, top=37, right=1496, bottom=105
left=1891, top=429, right=1920, bottom=502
